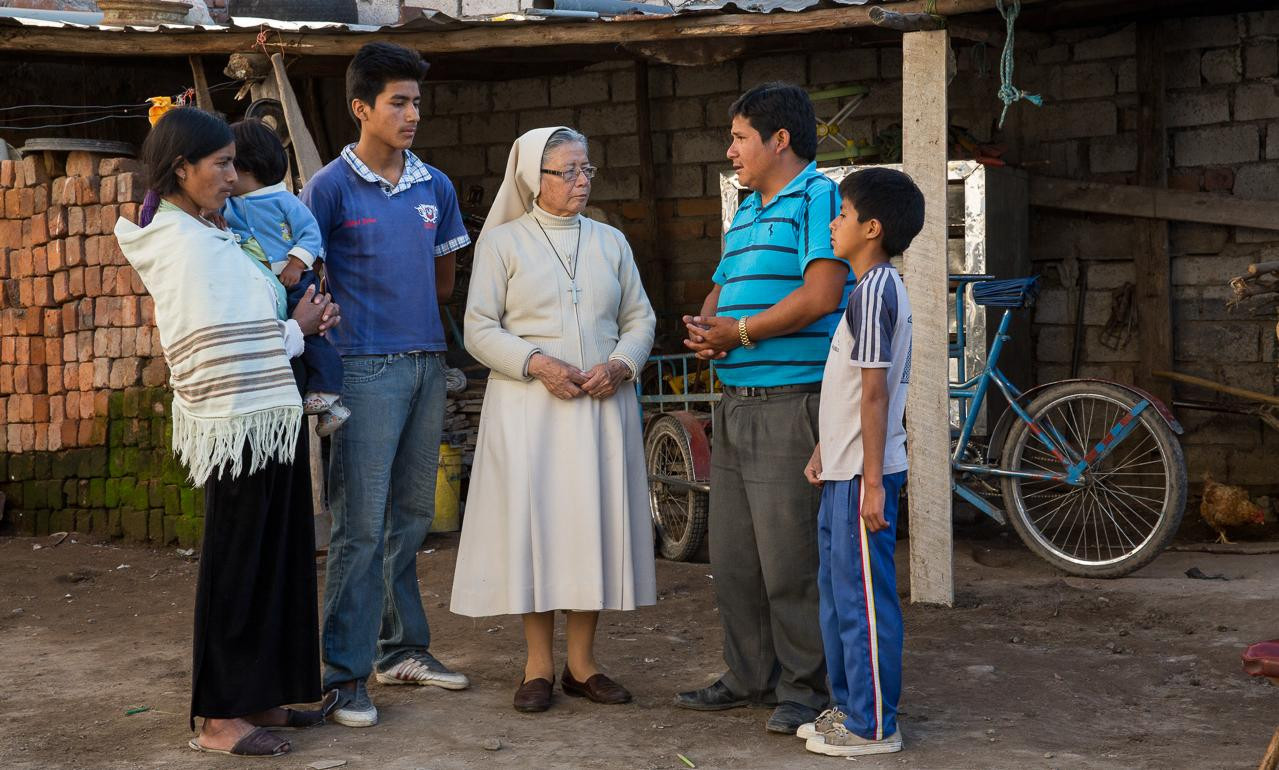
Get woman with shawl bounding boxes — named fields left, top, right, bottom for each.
left=450, top=127, right=657, bottom=713
left=113, top=108, right=339, bottom=757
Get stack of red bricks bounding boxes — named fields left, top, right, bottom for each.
left=0, top=152, right=166, bottom=454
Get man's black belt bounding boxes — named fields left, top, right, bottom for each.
left=721, top=383, right=822, bottom=398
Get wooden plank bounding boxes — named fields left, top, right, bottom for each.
left=188, top=55, right=213, bottom=111
left=902, top=28, right=953, bottom=607
left=1029, top=176, right=1279, bottom=231
left=1133, top=21, right=1172, bottom=403
left=0, top=0, right=1044, bottom=57
left=270, top=53, right=324, bottom=183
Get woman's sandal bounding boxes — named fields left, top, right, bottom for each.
left=188, top=727, right=291, bottom=757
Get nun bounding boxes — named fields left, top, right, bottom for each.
left=450, top=127, right=657, bottom=713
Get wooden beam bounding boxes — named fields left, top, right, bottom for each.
left=0, top=0, right=1044, bottom=57
left=1029, top=177, right=1279, bottom=231
left=188, top=55, right=213, bottom=111
left=869, top=7, right=946, bottom=32
left=902, top=28, right=953, bottom=607
left=1133, top=21, right=1172, bottom=403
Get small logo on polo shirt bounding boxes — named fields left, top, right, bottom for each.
left=416, top=204, right=439, bottom=226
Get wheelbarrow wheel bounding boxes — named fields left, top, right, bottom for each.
left=646, top=415, right=709, bottom=562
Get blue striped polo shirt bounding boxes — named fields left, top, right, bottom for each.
left=712, top=162, right=851, bottom=386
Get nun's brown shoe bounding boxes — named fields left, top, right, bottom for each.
left=561, top=666, right=632, bottom=705
left=514, top=677, right=553, bottom=712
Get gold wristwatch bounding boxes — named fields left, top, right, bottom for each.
left=738, top=316, right=756, bottom=349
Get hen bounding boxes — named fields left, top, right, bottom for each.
left=1200, top=473, right=1267, bottom=543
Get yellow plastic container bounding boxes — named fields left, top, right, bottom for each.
left=432, top=443, right=462, bottom=533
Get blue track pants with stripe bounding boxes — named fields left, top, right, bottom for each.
left=817, top=472, right=906, bottom=740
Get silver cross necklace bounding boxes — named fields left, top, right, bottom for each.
left=533, top=218, right=583, bottom=305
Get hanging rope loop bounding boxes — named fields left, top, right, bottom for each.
left=995, top=0, right=1042, bottom=129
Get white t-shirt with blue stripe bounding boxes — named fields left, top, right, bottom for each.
left=818, top=263, right=912, bottom=481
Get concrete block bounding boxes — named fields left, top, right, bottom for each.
left=1169, top=223, right=1230, bottom=255
left=587, top=168, right=639, bottom=202
left=653, top=98, right=705, bottom=131
left=1165, top=52, right=1202, bottom=89
left=1165, top=16, right=1241, bottom=52
left=656, top=163, right=703, bottom=199
left=1201, top=48, right=1242, bottom=84
left=1171, top=254, right=1258, bottom=285
left=1166, top=91, right=1230, bottom=127
left=1089, top=135, right=1138, bottom=173
left=459, top=0, right=516, bottom=16
left=1023, top=101, right=1117, bottom=142
left=433, top=81, right=490, bottom=114
left=1173, top=125, right=1259, bottom=167
left=457, top=112, right=518, bottom=146
left=1036, top=44, right=1070, bottom=65
left=412, top=116, right=459, bottom=149
left=1235, top=82, right=1279, bottom=121
left=1246, top=10, right=1279, bottom=36
left=880, top=47, right=902, bottom=78
left=1073, top=24, right=1136, bottom=60
left=810, top=48, right=878, bottom=83
left=1234, top=163, right=1279, bottom=200
left=1266, top=122, right=1279, bottom=160
left=1246, top=41, right=1279, bottom=79
left=577, top=104, right=636, bottom=137
left=492, top=77, right=550, bottom=111
left=1116, top=59, right=1137, bottom=93
left=517, top=108, right=574, bottom=136
left=740, top=54, right=806, bottom=90
left=550, top=72, right=610, bottom=107
left=403, top=0, right=460, bottom=15
left=672, top=129, right=729, bottom=165
left=675, top=63, right=738, bottom=98
left=1060, top=62, right=1117, bottom=99
left=1175, top=321, right=1260, bottom=363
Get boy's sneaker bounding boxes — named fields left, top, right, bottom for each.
left=303, top=392, right=339, bottom=415
left=324, top=681, right=377, bottom=728
left=375, top=652, right=470, bottom=690
left=315, top=403, right=350, bottom=437
left=805, top=724, right=902, bottom=757
left=796, top=706, right=849, bottom=740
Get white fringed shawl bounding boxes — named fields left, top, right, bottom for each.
left=114, top=206, right=301, bottom=486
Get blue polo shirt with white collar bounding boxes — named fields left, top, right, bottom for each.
left=712, top=162, right=851, bottom=386
left=301, top=145, right=470, bottom=356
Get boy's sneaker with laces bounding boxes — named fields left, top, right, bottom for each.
left=805, top=724, right=902, bottom=757
left=375, top=652, right=470, bottom=690
left=796, top=706, right=849, bottom=740
left=324, top=680, right=377, bottom=728
left=315, top=403, right=350, bottom=437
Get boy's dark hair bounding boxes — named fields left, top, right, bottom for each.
left=140, top=107, right=234, bottom=197
left=230, top=119, right=288, bottom=186
left=839, top=168, right=926, bottom=257
left=728, top=82, right=818, bottom=161
left=346, top=42, right=430, bottom=118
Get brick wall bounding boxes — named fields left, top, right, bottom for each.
left=0, top=152, right=203, bottom=544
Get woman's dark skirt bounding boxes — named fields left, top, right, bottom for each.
left=190, top=429, right=321, bottom=728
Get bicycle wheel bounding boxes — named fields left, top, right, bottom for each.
left=1000, top=382, right=1186, bottom=578
left=645, top=415, right=709, bottom=562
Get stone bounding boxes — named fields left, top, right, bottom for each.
left=1166, top=92, right=1229, bottom=128
left=491, top=77, right=550, bottom=111
left=1234, top=163, right=1279, bottom=200
left=1201, top=48, right=1241, bottom=84
left=1234, top=83, right=1279, bottom=121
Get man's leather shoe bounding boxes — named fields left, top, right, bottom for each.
left=513, top=677, right=553, bottom=712
left=767, top=701, right=821, bottom=734
left=561, top=666, right=632, bottom=704
left=673, top=680, right=750, bottom=711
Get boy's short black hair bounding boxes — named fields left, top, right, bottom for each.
left=230, top=119, right=288, bottom=186
left=728, top=82, right=818, bottom=161
left=839, top=168, right=926, bottom=256
left=346, top=42, right=430, bottom=117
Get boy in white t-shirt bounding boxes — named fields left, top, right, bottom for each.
left=800, top=168, right=924, bottom=758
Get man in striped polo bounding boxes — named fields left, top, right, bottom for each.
left=675, top=82, right=851, bottom=735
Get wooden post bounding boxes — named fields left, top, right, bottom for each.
left=902, top=28, right=953, bottom=606
left=188, top=56, right=213, bottom=111
left=270, top=53, right=324, bottom=183
left=1134, top=22, right=1173, bottom=404
left=633, top=60, right=665, bottom=320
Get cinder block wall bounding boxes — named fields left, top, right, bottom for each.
left=0, top=153, right=204, bottom=544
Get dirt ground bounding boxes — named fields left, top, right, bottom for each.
left=0, top=528, right=1275, bottom=770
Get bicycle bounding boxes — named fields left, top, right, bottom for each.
left=950, top=275, right=1188, bottom=578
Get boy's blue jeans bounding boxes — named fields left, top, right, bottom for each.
left=321, top=351, right=445, bottom=689
left=816, top=471, right=908, bottom=740
left=285, top=272, right=342, bottom=395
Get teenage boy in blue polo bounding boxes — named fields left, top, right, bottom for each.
left=800, top=168, right=924, bottom=757
left=302, top=41, right=471, bottom=728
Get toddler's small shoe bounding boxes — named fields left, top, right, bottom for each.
left=315, top=403, right=351, bottom=437
left=303, top=392, right=339, bottom=415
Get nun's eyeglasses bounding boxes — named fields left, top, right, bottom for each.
left=541, top=165, right=597, bottom=183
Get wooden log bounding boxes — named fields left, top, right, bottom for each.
left=1153, top=370, right=1279, bottom=408
left=1133, top=21, right=1172, bottom=403
left=902, top=28, right=953, bottom=607
left=1249, top=260, right=1279, bottom=276
left=0, top=0, right=1044, bottom=57
left=189, top=55, right=213, bottom=111
left=1029, top=177, right=1279, bottom=232
left=869, top=7, right=946, bottom=32
left=270, top=53, right=324, bottom=184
